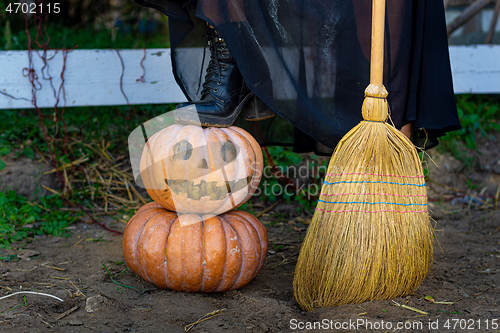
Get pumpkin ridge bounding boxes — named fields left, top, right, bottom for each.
left=224, top=215, right=246, bottom=290
left=125, top=208, right=164, bottom=275
left=161, top=125, right=187, bottom=208
left=204, top=128, right=216, bottom=173
left=230, top=211, right=268, bottom=274
left=162, top=125, right=189, bottom=212
left=214, top=216, right=240, bottom=292
left=226, top=126, right=264, bottom=207
left=226, top=213, right=261, bottom=286
left=213, top=216, right=229, bottom=292
left=165, top=219, right=185, bottom=291
left=181, top=220, right=186, bottom=291
left=220, top=130, right=241, bottom=201
left=142, top=210, right=177, bottom=289
left=218, top=128, right=256, bottom=212
left=137, top=202, right=163, bottom=212
left=177, top=218, right=204, bottom=291
left=228, top=211, right=265, bottom=240
left=201, top=218, right=206, bottom=292
left=145, top=178, right=164, bottom=207
left=189, top=218, right=205, bottom=291
left=141, top=130, right=167, bottom=205
left=222, top=127, right=261, bottom=208
left=136, top=211, right=172, bottom=283
left=209, top=128, right=237, bottom=211
left=144, top=127, right=170, bottom=191
left=205, top=128, right=236, bottom=212
left=201, top=217, right=226, bottom=292
left=162, top=212, right=178, bottom=290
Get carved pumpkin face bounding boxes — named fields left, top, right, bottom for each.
left=140, top=125, right=263, bottom=214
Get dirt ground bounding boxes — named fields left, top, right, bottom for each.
left=0, top=142, right=499, bottom=333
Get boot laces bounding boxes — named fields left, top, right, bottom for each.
left=197, top=27, right=225, bottom=99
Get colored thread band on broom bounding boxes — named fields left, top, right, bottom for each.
left=327, top=172, right=425, bottom=179
left=318, top=199, right=427, bottom=206
left=315, top=208, right=428, bottom=214
left=320, top=192, right=427, bottom=198
left=323, top=180, right=426, bottom=187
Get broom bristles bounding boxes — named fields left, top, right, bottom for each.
left=293, top=95, right=433, bottom=311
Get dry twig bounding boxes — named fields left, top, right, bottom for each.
left=184, top=309, right=225, bottom=332
left=41, top=264, right=65, bottom=271
left=392, top=300, right=428, bottom=315
left=55, top=306, right=79, bottom=320
left=256, top=201, right=279, bottom=218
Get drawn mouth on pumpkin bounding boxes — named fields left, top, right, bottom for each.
left=164, top=177, right=253, bottom=201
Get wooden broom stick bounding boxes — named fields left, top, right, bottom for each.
left=371, top=0, right=385, bottom=86
left=363, top=0, right=389, bottom=125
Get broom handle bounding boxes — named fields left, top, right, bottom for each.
left=370, top=0, right=386, bottom=86
left=362, top=0, right=388, bottom=122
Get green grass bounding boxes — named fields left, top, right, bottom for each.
left=0, top=104, right=175, bottom=155
left=1, top=11, right=169, bottom=51
left=438, top=94, right=500, bottom=168
left=1, top=23, right=169, bottom=50
left=442, top=95, right=500, bottom=150
left=252, top=146, right=325, bottom=214
left=0, top=190, right=82, bottom=248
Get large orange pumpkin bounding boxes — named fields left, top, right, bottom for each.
left=139, top=125, right=263, bottom=214
left=123, top=202, right=268, bottom=292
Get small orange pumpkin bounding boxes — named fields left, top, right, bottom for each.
left=123, top=202, right=268, bottom=292
left=139, top=125, right=263, bottom=214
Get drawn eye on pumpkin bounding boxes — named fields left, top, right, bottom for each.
left=172, top=140, right=193, bottom=160
left=220, top=142, right=237, bottom=163
left=171, top=141, right=238, bottom=168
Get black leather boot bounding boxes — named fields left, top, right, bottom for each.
left=174, top=26, right=274, bottom=127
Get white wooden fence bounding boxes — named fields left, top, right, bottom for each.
left=0, top=45, right=499, bottom=110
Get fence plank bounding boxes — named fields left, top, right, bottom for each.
left=449, top=44, right=500, bottom=94
left=0, top=45, right=498, bottom=110
left=0, top=48, right=185, bottom=109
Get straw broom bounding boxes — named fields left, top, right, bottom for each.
left=293, top=0, right=433, bottom=310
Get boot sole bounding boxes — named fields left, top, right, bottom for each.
left=174, top=93, right=254, bottom=128
left=246, top=114, right=276, bottom=121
